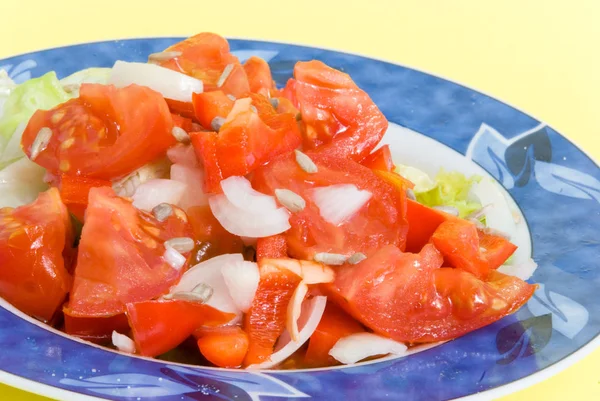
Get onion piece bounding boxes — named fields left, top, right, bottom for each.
left=163, top=245, right=186, bottom=270
left=112, top=331, right=136, bottom=354
left=109, top=61, right=203, bottom=102
left=329, top=333, right=407, bottom=365
left=220, top=176, right=277, bottom=213
left=0, top=157, right=47, bottom=208
left=170, top=254, right=244, bottom=321
left=247, top=295, right=327, bottom=369
left=311, top=184, right=372, bottom=225
left=469, top=178, right=516, bottom=240
left=497, top=257, right=538, bottom=281
left=131, top=179, right=186, bottom=211
left=170, top=164, right=208, bottom=210
left=261, top=258, right=335, bottom=284
left=209, top=194, right=290, bottom=238
left=167, top=144, right=199, bottom=167
left=221, top=260, right=260, bottom=312
left=286, top=281, right=308, bottom=342
left=112, top=158, right=171, bottom=197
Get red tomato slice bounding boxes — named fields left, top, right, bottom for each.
left=361, top=145, right=395, bottom=172
left=159, top=33, right=249, bottom=95
left=58, top=175, right=111, bottom=221
left=63, top=313, right=130, bottom=343
left=281, top=79, right=299, bottom=108
left=256, top=235, right=288, bottom=261
left=326, top=243, right=535, bottom=342
left=478, top=230, right=518, bottom=270
left=186, top=205, right=244, bottom=261
left=65, top=187, right=193, bottom=318
left=192, top=91, right=234, bottom=129
left=243, top=56, right=276, bottom=96
left=191, top=95, right=302, bottom=193
left=243, top=263, right=302, bottom=366
left=21, top=84, right=175, bottom=181
left=0, top=188, right=73, bottom=322
left=304, top=302, right=364, bottom=367
left=405, top=199, right=455, bottom=252
left=166, top=99, right=197, bottom=120
left=252, top=153, right=408, bottom=259
left=127, top=299, right=235, bottom=357
left=292, top=61, right=388, bottom=161
left=197, top=326, right=249, bottom=368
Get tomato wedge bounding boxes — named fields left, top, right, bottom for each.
left=64, top=313, right=130, bottom=343
left=58, top=175, right=111, bottom=221
left=361, top=145, right=395, bottom=172
left=158, top=32, right=249, bottom=95
left=21, top=84, right=175, bottom=181
left=304, top=302, right=364, bottom=367
left=197, top=326, right=249, bottom=368
left=292, top=60, right=388, bottom=161
left=243, top=56, right=276, bottom=96
left=192, top=91, right=234, bottom=129
left=327, top=244, right=535, bottom=342
left=478, top=229, right=518, bottom=270
left=191, top=95, right=302, bottom=193
left=256, top=234, right=288, bottom=261
left=127, top=299, right=235, bottom=357
left=0, top=188, right=73, bottom=322
left=243, top=263, right=302, bottom=366
left=405, top=199, right=454, bottom=252
left=65, top=187, right=193, bottom=318
left=252, top=153, right=408, bottom=259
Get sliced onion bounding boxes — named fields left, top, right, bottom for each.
left=469, top=178, right=516, bottom=240
left=131, top=179, right=186, bottom=211
left=224, top=98, right=253, bottom=125
left=112, top=331, right=136, bottom=354
left=0, top=157, right=47, bottom=208
left=329, top=332, right=407, bottom=364
left=311, top=184, right=372, bottom=225
left=209, top=194, right=290, bottom=238
left=220, top=176, right=278, bottom=213
left=163, top=245, right=186, bottom=270
left=221, top=260, right=260, bottom=312
left=261, top=258, right=335, bottom=284
left=170, top=164, right=208, bottom=210
left=286, top=281, right=308, bottom=342
left=247, top=295, right=327, bottom=369
left=109, top=61, right=203, bottom=102
left=171, top=254, right=244, bottom=320
left=112, top=159, right=171, bottom=198
left=497, top=257, right=538, bottom=281
left=167, top=144, right=199, bottom=167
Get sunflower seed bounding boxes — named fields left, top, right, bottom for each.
left=171, top=126, right=190, bottom=143
left=152, top=203, right=173, bottom=222
left=191, top=282, right=214, bottom=302
left=275, top=189, right=306, bottom=212
left=314, top=252, right=347, bottom=265
left=294, top=150, right=318, bottom=174
left=163, top=284, right=213, bottom=304
left=164, top=237, right=195, bottom=253
left=30, top=127, right=52, bottom=161
left=406, top=188, right=416, bottom=201
left=148, top=51, right=182, bottom=63
left=217, top=64, right=234, bottom=88
left=226, top=94, right=237, bottom=101
left=269, top=98, right=280, bottom=109
left=433, top=205, right=460, bottom=216
left=211, top=116, right=226, bottom=131
left=347, top=252, right=367, bottom=265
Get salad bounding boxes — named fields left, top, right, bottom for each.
left=0, top=32, right=537, bottom=369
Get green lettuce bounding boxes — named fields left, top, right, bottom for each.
left=60, top=67, right=111, bottom=97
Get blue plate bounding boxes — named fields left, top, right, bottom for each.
left=1, top=38, right=599, bottom=401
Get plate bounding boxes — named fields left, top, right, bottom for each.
left=1, top=38, right=599, bottom=401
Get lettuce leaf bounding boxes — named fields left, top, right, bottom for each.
left=60, top=67, right=111, bottom=97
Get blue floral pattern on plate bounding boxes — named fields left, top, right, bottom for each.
left=0, top=38, right=599, bottom=401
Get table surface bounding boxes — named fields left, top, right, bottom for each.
left=1, top=0, right=599, bottom=400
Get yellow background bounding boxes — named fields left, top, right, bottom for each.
left=1, top=0, right=599, bottom=400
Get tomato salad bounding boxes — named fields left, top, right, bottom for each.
left=0, top=33, right=537, bottom=369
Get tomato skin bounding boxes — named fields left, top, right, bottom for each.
left=171, top=113, right=195, bottom=132
left=191, top=95, right=302, bottom=193
left=126, top=299, right=235, bottom=357
left=292, top=61, right=388, bottom=161
left=243, top=56, right=276, bottom=96
left=281, top=79, right=299, bottom=108
left=405, top=199, right=455, bottom=252
left=0, top=188, right=73, bottom=322
left=21, top=84, right=175, bottom=181
left=304, top=302, right=364, bottom=367
left=187, top=205, right=244, bottom=260
left=197, top=326, right=249, bottom=368
left=252, top=153, right=408, bottom=259
left=192, top=91, right=234, bottom=129
left=166, top=99, right=197, bottom=120
left=65, top=187, right=193, bottom=318
left=478, top=230, right=518, bottom=270
left=256, top=235, right=288, bottom=261
left=63, top=313, right=130, bottom=343
left=361, top=145, right=395, bottom=172
left=243, top=264, right=302, bottom=366
left=58, top=175, right=111, bottom=221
